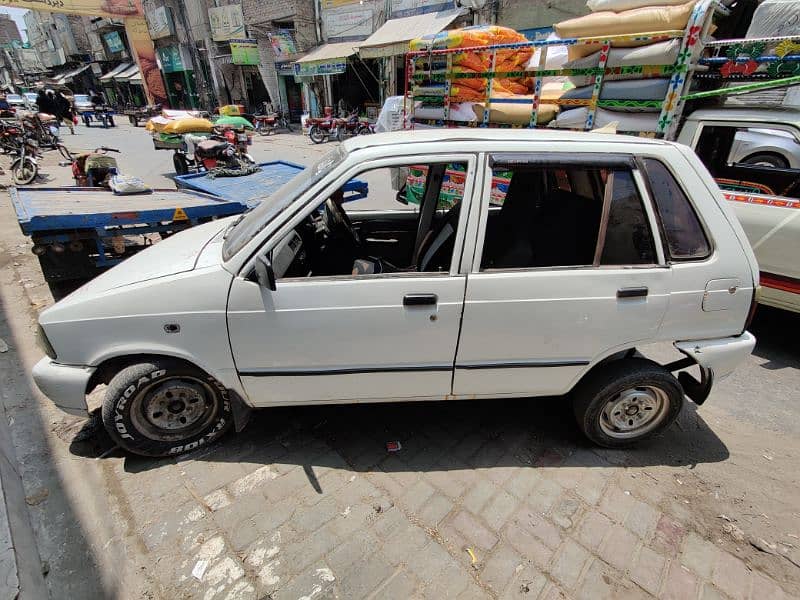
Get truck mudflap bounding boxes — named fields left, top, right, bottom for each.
left=670, top=332, right=756, bottom=403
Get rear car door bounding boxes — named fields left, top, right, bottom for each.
left=454, top=152, right=671, bottom=397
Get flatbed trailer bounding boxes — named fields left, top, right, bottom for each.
left=10, top=187, right=245, bottom=296
left=174, top=160, right=369, bottom=207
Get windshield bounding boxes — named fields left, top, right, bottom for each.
left=222, top=146, right=345, bottom=261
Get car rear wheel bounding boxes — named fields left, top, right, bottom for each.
left=572, top=358, right=683, bottom=447
left=741, top=153, right=789, bottom=169
left=101, top=359, right=233, bottom=457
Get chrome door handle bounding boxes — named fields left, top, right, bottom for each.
left=403, top=293, right=438, bottom=306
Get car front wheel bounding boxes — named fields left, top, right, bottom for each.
left=101, top=359, right=233, bottom=457
left=572, top=358, right=683, bottom=447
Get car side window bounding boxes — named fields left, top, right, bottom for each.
left=479, top=163, right=655, bottom=271
left=641, top=158, right=711, bottom=261
left=275, top=161, right=470, bottom=280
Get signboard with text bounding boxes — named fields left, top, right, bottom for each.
left=209, top=4, right=245, bottom=41
left=268, top=30, right=297, bottom=62
left=390, top=0, right=454, bottom=18
left=147, top=6, right=175, bottom=40
left=157, top=45, right=186, bottom=73
left=295, top=61, right=346, bottom=77
left=323, top=7, right=373, bottom=40
left=230, top=39, right=259, bottom=65
left=104, top=31, right=125, bottom=53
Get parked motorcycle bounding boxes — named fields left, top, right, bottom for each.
left=64, top=146, right=120, bottom=187
left=11, top=134, right=40, bottom=185
left=218, top=126, right=255, bottom=165
left=21, top=113, right=60, bottom=148
left=255, top=107, right=293, bottom=136
left=334, top=111, right=374, bottom=141
left=308, top=115, right=345, bottom=144
left=0, top=121, right=23, bottom=154
left=174, top=133, right=252, bottom=175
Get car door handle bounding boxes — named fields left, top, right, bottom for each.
left=403, top=293, right=438, bottom=306
left=617, top=287, right=649, bottom=299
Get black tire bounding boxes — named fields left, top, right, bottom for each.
left=11, top=157, right=37, bottom=184
left=101, top=359, right=233, bottom=457
left=357, top=126, right=372, bottom=135
left=256, top=123, right=268, bottom=136
left=740, top=153, right=789, bottom=169
left=285, top=121, right=293, bottom=132
left=572, top=358, right=684, bottom=448
left=335, top=127, right=345, bottom=143
left=173, top=152, right=189, bottom=176
left=309, top=125, right=325, bottom=144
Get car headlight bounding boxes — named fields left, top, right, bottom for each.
left=36, top=324, right=56, bottom=359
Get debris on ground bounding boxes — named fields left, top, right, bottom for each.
left=750, top=538, right=800, bottom=569
left=466, top=547, right=478, bottom=565
left=0, top=338, right=7, bottom=352
left=191, top=559, right=209, bottom=581
left=722, top=521, right=746, bottom=543
left=25, top=487, right=49, bottom=505
left=340, top=506, right=351, bottom=517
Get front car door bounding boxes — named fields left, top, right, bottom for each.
left=454, top=151, right=670, bottom=397
left=226, top=154, right=478, bottom=406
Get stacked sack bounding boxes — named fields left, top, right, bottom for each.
left=409, top=26, right=562, bottom=126
left=550, top=0, right=699, bottom=132
left=146, top=110, right=213, bottom=146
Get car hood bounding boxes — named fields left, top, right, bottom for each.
left=72, top=217, right=234, bottom=295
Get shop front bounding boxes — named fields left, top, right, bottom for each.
left=358, top=8, right=464, bottom=102
left=156, top=45, right=198, bottom=109
left=98, top=62, right=131, bottom=106
left=114, top=64, right=145, bottom=106
left=294, top=41, right=366, bottom=117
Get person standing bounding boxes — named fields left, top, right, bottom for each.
left=56, top=90, right=75, bottom=134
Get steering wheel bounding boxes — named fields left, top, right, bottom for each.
left=323, top=198, right=361, bottom=247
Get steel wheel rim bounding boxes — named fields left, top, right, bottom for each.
left=129, top=376, right=219, bottom=442
left=599, top=386, right=670, bottom=439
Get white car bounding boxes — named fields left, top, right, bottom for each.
left=32, top=130, right=759, bottom=457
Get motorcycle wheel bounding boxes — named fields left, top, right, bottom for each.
left=357, top=126, right=373, bottom=135
left=256, top=122, right=268, bottom=136
left=335, top=127, right=345, bottom=143
left=309, top=125, right=325, bottom=144
left=285, top=121, right=293, bottom=132
left=11, top=157, right=37, bottom=185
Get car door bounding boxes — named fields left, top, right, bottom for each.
left=226, top=154, right=478, bottom=406
left=453, top=152, right=670, bottom=397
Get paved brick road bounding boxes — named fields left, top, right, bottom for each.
left=1, top=126, right=798, bottom=599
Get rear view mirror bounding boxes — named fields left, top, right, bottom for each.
left=255, top=254, right=276, bottom=291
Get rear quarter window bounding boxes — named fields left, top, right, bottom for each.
left=642, top=158, right=711, bottom=261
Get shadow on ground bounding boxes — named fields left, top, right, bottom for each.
left=749, top=305, right=800, bottom=370
left=69, top=391, right=729, bottom=480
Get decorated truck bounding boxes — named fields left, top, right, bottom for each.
left=395, top=0, right=800, bottom=312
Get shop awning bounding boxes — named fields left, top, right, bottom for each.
left=294, top=41, right=361, bottom=76
left=129, top=71, right=143, bottom=85
left=54, top=64, right=91, bottom=85
left=114, top=64, right=140, bottom=82
left=358, top=8, right=463, bottom=58
left=99, top=62, right=131, bottom=81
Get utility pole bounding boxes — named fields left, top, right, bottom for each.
left=174, top=0, right=217, bottom=111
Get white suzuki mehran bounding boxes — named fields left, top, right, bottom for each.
left=33, top=130, right=758, bottom=456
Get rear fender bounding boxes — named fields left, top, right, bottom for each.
left=672, top=332, right=756, bottom=404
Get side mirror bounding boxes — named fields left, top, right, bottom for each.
left=254, top=254, right=276, bottom=291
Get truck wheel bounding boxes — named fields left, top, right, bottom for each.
left=101, top=359, right=233, bottom=457
left=572, top=358, right=683, bottom=448
left=740, top=153, right=789, bottom=169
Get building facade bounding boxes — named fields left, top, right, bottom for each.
left=0, top=14, right=22, bottom=47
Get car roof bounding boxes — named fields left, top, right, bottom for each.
left=343, top=128, right=671, bottom=153
left=686, top=107, right=800, bottom=126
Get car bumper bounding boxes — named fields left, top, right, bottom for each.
left=674, top=331, right=756, bottom=382
left=32, top=357, right=93, bottom=417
